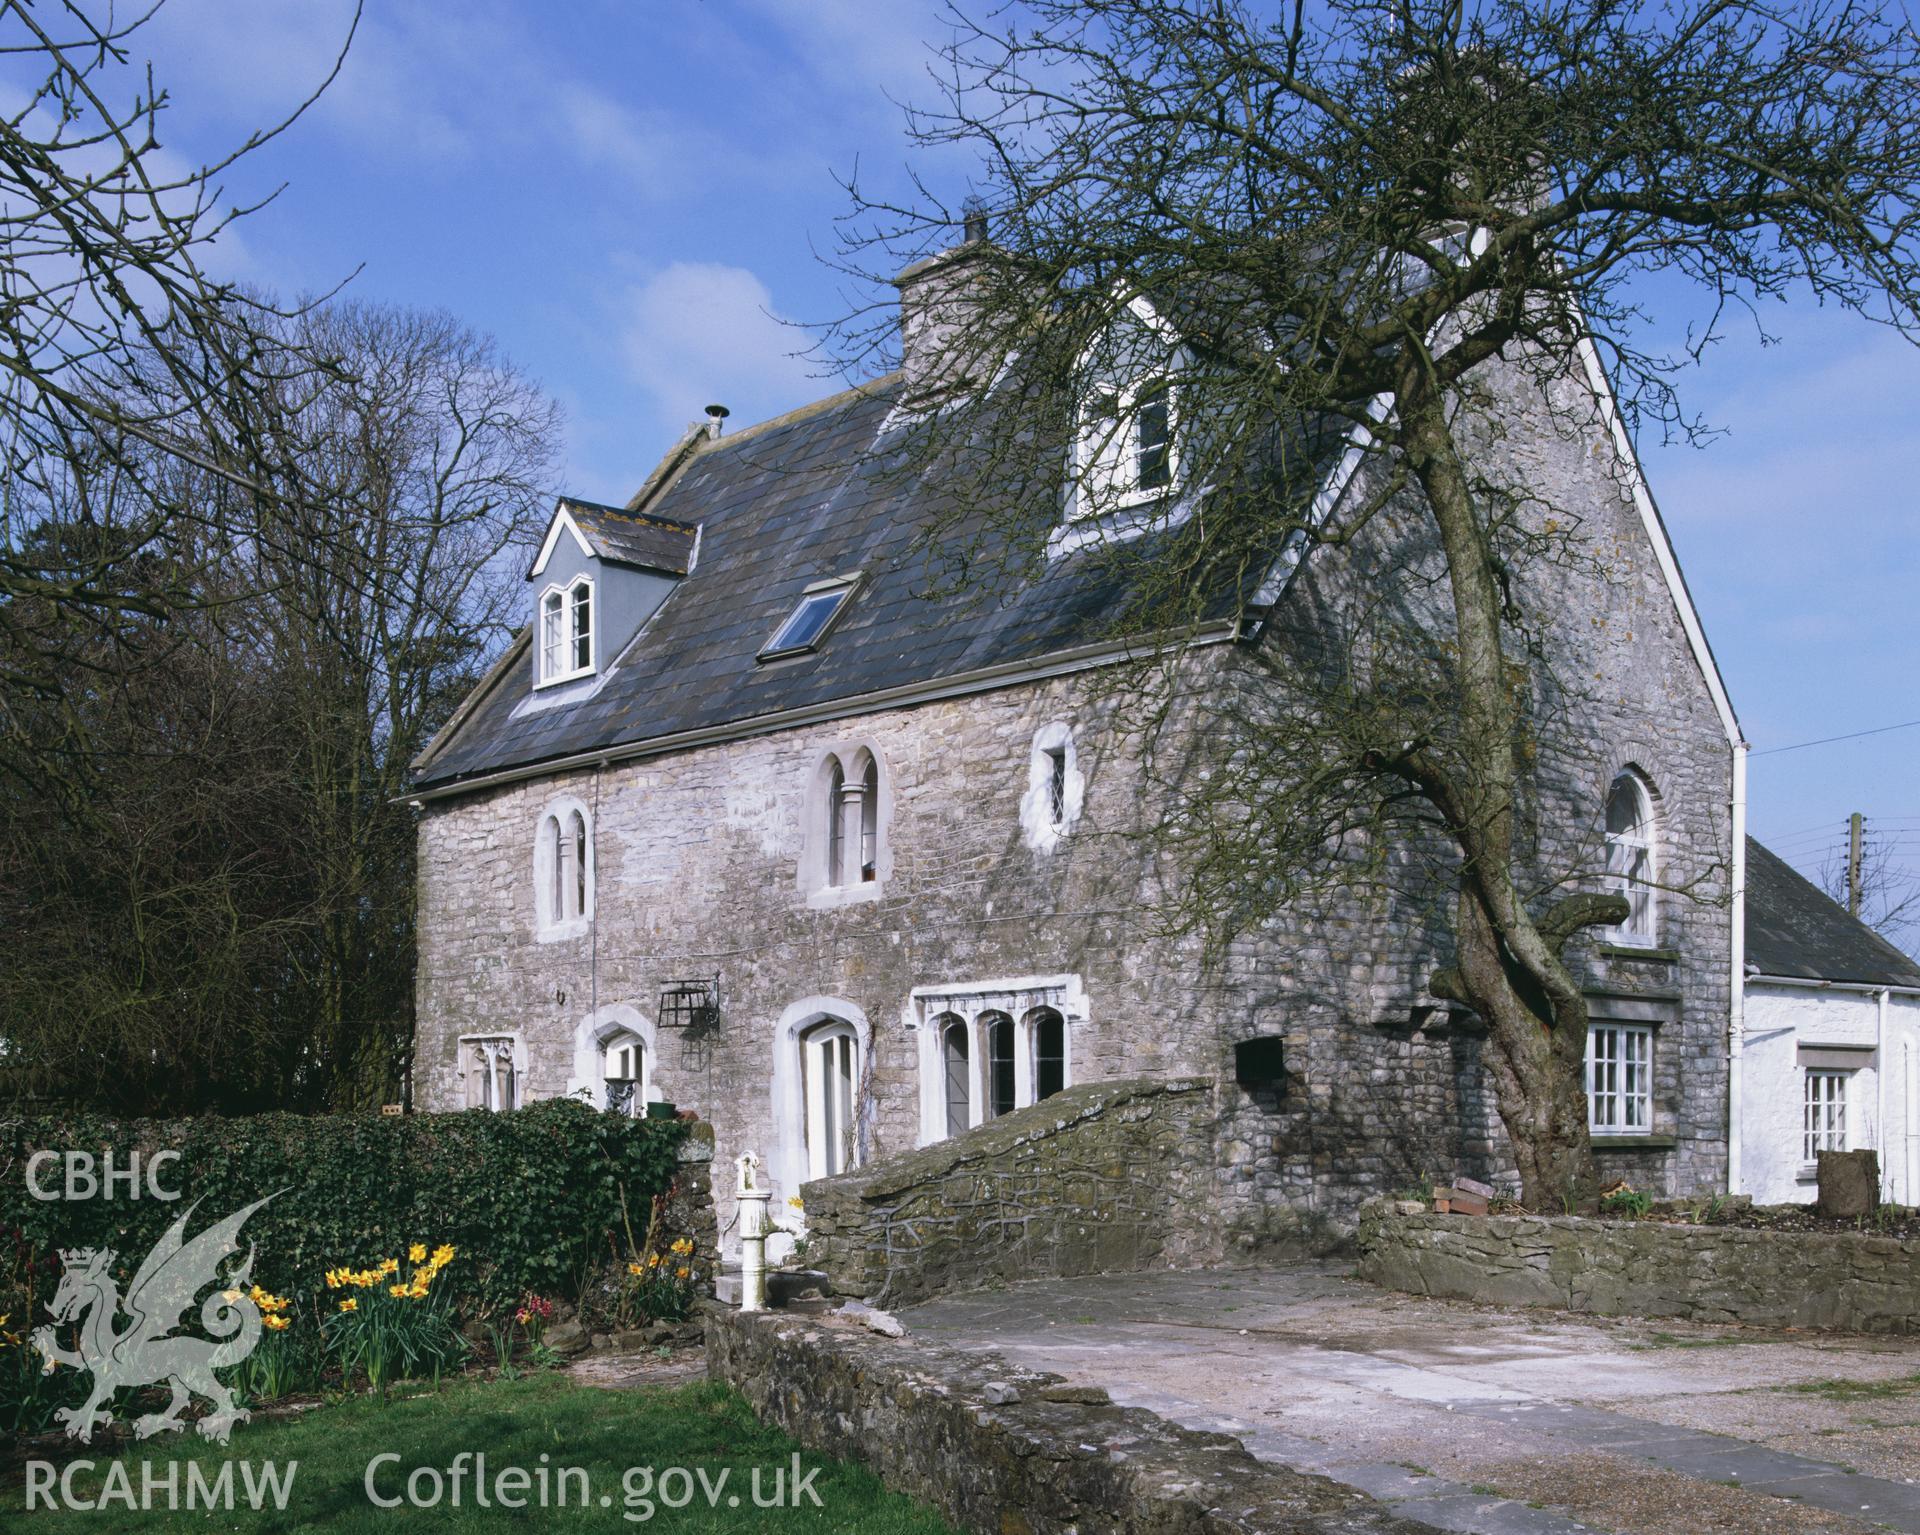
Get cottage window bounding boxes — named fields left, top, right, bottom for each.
left=1023, top=724, right=1081, bottom=851
left=465, top=1037, right=519, bottom=1112
left=1030, top=1007, right=1067, bottom=1101
left=1586, top=1022, right=1652, bottom=1134
left=914, top=984, right=1078, bottom=1143
left=602, top=1029, right=648, bottom=1117
left=938, top=1014, right=970, bottom=1139
left=1604, top=771, right=1657, bottom=945
left=800, top=1019, right=862, bottom=1179
left=534, top=798, right=594, bottom=939
left=808, top=746, right=887, bottom=900
left=1804, top=1070, right=1849, bottom=1162
left=537, top=576, right=595, bottom=686
left=984, top=1012, right=1017, bottom=1119
left=1076, top=375, right=1178, bottom=518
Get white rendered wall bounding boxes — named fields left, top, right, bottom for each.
left=1739, top=983, right=1920, bottom=1206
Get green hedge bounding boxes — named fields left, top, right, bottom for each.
left=1, top=1099, right=688, bottom=1312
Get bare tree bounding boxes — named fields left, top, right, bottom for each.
left=0, top=0, right=357, bottom=796
left=828, top=0, right=1920, bottom=1207
left=0, top=301, right=558, bottom=1113
left=1819, top=829, right=1920, bottom=957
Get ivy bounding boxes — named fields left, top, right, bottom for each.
left=0, top=1100, right=687, bottom=1314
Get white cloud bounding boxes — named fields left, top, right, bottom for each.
left=620, top=262, right=823, bottom=438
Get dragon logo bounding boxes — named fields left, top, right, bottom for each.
left=31, top=1195, right=275, bottom=1445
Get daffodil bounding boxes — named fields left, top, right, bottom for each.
left=674, top=1266, right=691, bottom=1280
left=262, top=1314, right=290, bottom=1331
left=338, top=1298, right=357, bottom=1313
left=409, top=1242, right=427, bottom=1263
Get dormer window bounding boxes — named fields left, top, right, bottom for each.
left=538, top=576, right=594, bottom=687
left=761, top=575, right=858, bottom=660
left=1075, top=375, right=1178, bottom=519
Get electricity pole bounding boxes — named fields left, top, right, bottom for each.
left=1848, top=812, right=1864, bottom=917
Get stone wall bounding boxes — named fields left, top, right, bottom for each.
left=1358, top=1203, right=1920, bottom=1333
left=415, top=335, right=1737, bottom=1256
left=801, top=1076, right=1221, bottom=1306
left=706, top=1307, right=1438, bottom=1535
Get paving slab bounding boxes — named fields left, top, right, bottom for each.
left=899, top=1263, right=1920, bottom=1535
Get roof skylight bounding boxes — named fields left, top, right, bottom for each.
left=760, top=576, right=859, bottom=660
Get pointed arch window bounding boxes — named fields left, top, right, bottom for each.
left=601, top=1028, right=648, bottom=1116
left=1604, top=771, right=1658, bottom=946
left=983, top=1012, right=1016, bottom=1119
left=937, top=1014, right=971, bottom=1140
left=799, top=1019, right=862, bottom=1179
left=534, top=797, right=594, bottom=940
left=464, top=1037, right=519, bottom=1112
left=805, top=745, right=888, bottom=902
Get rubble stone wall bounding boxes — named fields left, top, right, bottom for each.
left=800, top=1076, right=1219, bottom=1306
left=706, top=1307, right=1438, bottom=1535
left=1358, top=1203, right=1920, bottom=1333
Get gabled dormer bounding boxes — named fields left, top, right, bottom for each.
left=1066, top=291, right=1187, bottom=526
left=527, top=497, right=696, bottom=691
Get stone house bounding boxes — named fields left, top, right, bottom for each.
left=1737, top=838, right=1920, bottom=1205
left=410, top=236, right=1744, bottom=1254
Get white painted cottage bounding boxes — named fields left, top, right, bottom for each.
left=1737, top=837, right=1920, bottom=1205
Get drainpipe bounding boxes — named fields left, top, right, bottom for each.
left=1877, top=988, right=1890, bottom=1200
left=1906, top=1035, right=1918, bottom=1207
left=1727, top=741, right=1748, bottom=1195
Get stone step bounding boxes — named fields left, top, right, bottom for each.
left=712, top=1265, right=832, bottom=1310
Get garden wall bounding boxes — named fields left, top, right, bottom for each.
left=1357, top=1202, right=1920, bottom=1333
left=800, top=1076, right=1220, bottom=1307
left=707, top=1307, right=1437, bottom=1535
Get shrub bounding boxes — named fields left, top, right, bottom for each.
left=0, top=1099, right=687, bottom=1316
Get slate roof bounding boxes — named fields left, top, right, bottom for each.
left=1745, top=837, right=1920, bottom=987
left=416, top=375, right=1337, bottom=791
left=554, top=497, right=696, bottom=576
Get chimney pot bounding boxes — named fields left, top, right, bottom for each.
left=704, top=403, right=730, bottom=439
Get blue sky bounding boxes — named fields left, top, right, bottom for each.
left=123, top=0, right=1920, bottom=903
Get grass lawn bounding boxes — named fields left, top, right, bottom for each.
left=12, top=1373, right=958, bottom=1533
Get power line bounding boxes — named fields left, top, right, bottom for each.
left=1751, top=718, right=1920, bottom=757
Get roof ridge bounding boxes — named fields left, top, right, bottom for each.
left=699, top=371, right=902, bottom=453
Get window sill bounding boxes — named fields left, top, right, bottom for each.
left=805, top=880, right=885, bottom=912
left=1596, top=944, right=1679, bottom=962
left=534, top=667, right=596, bottom=691
left=536, top=917, right=593, bottom=944
left=1590, top=1134, right=1677, bottom=1150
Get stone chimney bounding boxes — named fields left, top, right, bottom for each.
left=892, top=200, right=999, bottom=402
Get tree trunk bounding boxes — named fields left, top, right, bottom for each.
left=1398, top=381, right=1604, bottom=1212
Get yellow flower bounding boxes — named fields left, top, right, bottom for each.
left=388, top=1282, right=409, bottom=1298
left=409, top=1243, right=426, bottom=1263
left=432, top=1244, right=455, bottom=1266
left=674, top=1266, right=691, bottom=1280
left=262, top=1314, right=290, bottom=1332
left=379, top=1257, right=400, bottom=1276
left=407, top=1282, right=429, bottom=1299
left=323, top=1269, right=339, bottom=1289
left=670, top=1238, right=694, bottom=1256
left=338, top=1298, right=357, bottom=1313
left=626, top=1262, right=644, bottom=1277
left=788, top=1196, right=804, bottom=1210
left=646, top=1252, right=662, bottom=1269
left=221, top=1289, right=243, bottom=1304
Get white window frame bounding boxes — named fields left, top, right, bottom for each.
left=1603, top=770, right=1658, bottom=947
left=1585, top=1021, right=1654, bottom=1135
left=461, top=1033, right=525, bottom=1113
left=770, top=998, right=873, bottom=1215
left=600, top=1027, right=650, bottom=1117
left=910, top=976, right=1084, bottom=1144
left=1074, top=374, right=1180, bottom=520
left=799, top=1018, right=862, bottom=1181
left=1803, top=1069, right=1851, bottom=1164
left=535, top=574, right=596, bottom=688
left=533, top=795, right=594, bottom=942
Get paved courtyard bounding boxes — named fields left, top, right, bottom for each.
left=898, top=1264, right=1920, bottom=1535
